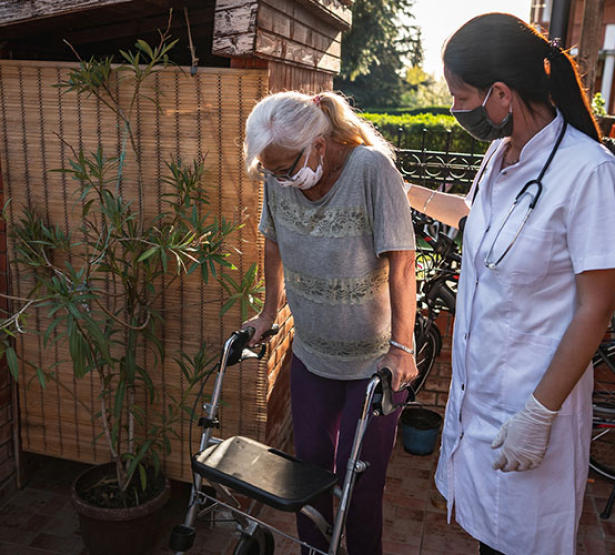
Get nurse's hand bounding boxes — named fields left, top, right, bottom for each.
left=378, top=349, right=418, bottom=392
left=491, top=394, right=559, bottom=472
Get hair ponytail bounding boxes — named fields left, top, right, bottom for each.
left=443, top=12, right=602, bottom=143
left=547, top=49, right=601, bottom=142
left=318, top=92, right=396, bottom=160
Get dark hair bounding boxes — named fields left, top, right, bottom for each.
left=443, top=12, right=601, bottom=142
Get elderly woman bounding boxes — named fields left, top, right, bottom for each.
left=243, top=91, right=417, bottom=555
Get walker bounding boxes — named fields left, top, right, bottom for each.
left=169, top=326, right=414, bottom=555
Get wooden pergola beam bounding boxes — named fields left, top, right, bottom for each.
left=577, top=0, right=605, bottom=97
left=0, top=0, right=136, bottom=28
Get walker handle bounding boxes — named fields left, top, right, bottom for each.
left=373, top=368, right=416, bottom=416
left=227, top=325, right=280, bottom=365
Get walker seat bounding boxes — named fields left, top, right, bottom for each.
left=192, top=436, right=339, bottom=512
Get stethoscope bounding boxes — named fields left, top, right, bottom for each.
left=475, top=120, right=568, bottom=270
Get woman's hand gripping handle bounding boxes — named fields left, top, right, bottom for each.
left=373, top=367, right=416, bottom=416
left=243, top=312, right=278, bottom=348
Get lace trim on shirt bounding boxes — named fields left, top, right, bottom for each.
left=284, top=266, right=389, bottom=305
left=271, top=189, right=372, bottom=238
left=294, top=330, right=390, bottom=362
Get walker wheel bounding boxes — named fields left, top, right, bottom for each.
left=233, top=526, right=274, bottom=555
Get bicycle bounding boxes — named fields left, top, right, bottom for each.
left=411, top=211, right=460, bottom=394
left=170, top=326, right=416, bottom=555
left=589, top=314, right=615, bottom=518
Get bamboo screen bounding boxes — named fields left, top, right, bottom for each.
left=0, top=60, right=287, bottom=482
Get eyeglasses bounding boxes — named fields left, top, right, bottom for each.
left=257, top=149, right=305, bottom=181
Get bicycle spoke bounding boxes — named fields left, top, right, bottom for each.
left=591, top=331, right=615, bottom=482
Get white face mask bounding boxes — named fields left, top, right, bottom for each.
left=277, top=148, right=323, bottom=190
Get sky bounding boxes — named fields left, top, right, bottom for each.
left=412, top=0, right=534, bottom=77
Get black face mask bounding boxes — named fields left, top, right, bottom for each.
left=451, top=86, right=513, bottom=142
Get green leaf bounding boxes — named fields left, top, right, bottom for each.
left=5, top=347, right=19, bottom=381
left=220, top=296, right=240, bottom=317
left=113, top=379, right=126, bottom=419
left=82, top=199, right=96, bottom=219
left=136, top=40, right=154, bottom=60
left=68, top=324, right=87, bottom=378
left=138, top=464, right=147, bottom=491
left=137, top=247, right=159, bottom=263
left=35, top=365, right=47, bottom=389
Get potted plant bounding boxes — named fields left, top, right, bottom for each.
left=592, top=92, right=615, bottom=137
left=0, top=22, right=262, bottom=555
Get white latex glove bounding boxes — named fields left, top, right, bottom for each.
left=491, top=394, right=558, bottom=473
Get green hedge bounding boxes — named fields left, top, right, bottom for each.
left=361, top=112, right=490, bottom=154
left=360, top=106, right=451, bottom=116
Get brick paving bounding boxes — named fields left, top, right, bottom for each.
left=1, top=431, right=614, bottom=555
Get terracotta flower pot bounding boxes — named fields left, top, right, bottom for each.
left=71, top=463, right=171, bottom=555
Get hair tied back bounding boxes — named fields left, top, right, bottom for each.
left=547, top=38, right=562, bottom=61
left=312, top=94, right=322, bottom=107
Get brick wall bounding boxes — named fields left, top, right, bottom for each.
left=266, top=305, right=294, bottom=450
left=415, top=313, right=455, bottom=414
left=0, top=176, right=16, bottom=501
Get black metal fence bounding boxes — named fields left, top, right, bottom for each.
left=392, top=128, right=486, bottom=195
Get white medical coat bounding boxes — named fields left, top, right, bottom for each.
left=435, top=112, right=615, bottom=555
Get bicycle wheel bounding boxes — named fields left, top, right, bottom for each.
left=412, top=321, right=440, bottom=394
left=233, top=526, right=275, bottom=555
left=590, top=342, right=615, bottom=481
left=590, top=401, right=615, bottom=482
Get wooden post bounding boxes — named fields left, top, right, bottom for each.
left=577, top=0, right=605, bottom=98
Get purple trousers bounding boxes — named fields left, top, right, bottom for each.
left=290, top=355, right=405, bottom=555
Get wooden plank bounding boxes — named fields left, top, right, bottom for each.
left=0, top=0, right=136, bottom=27
left=267, top=58, right=333, bottom=92
left=263, top=0, right=341, bottom=40
left=212, top=33, right=258, bottom=57
left=261, top=0, right=351, bottom=31
left=259, top=3, right=340, bottom=53
left=294, top=0, right=352, bottom=30
left=255, top=28, right=340, bottom=72
left=577, top=0, right=605, bottom=98
left=214, top=0, right=258, bottom=35
left=212, top=1, right=258, bottom=57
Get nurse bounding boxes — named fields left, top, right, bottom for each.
left=407, top=13, right=615, bottom=555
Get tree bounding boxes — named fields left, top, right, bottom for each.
left=402, top=66, right=452, bottom=109
left=334, top=0, right=423, bottom=109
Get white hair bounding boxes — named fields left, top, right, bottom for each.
left=244, top=91, right=395, bottom=179
left=244, top=91, right=330, bottom=179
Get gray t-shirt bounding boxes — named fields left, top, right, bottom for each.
left=259, top=145, right=415, bottom=379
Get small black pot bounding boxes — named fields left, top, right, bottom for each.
left=71, top=463, right=171, bottom=555
left=400, top=407, right=443, bottom=456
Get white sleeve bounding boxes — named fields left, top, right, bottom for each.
left=566, top=160, right=615, bottom=274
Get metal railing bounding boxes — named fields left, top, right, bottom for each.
left=392, top=127, right=486, bottom=195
